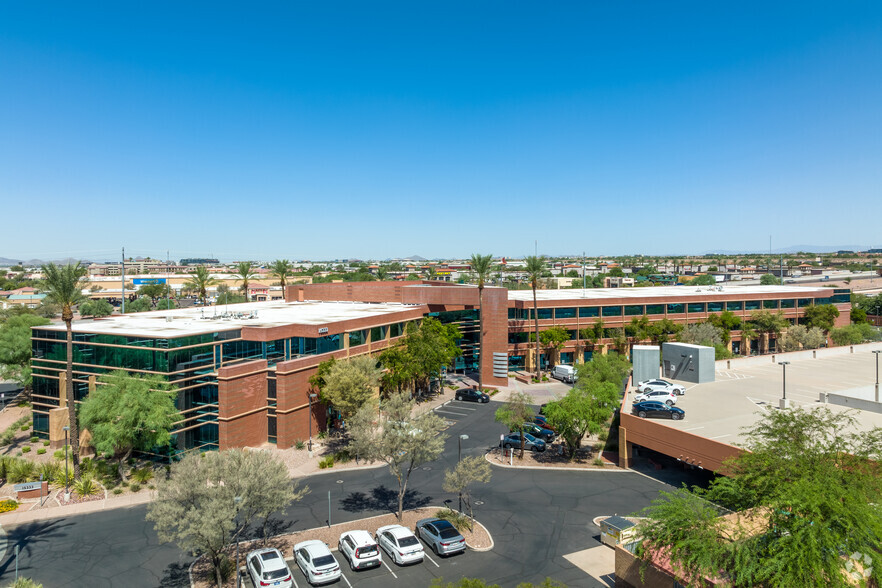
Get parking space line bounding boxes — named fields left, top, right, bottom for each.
left=683, top=426, right=704, bottom=431
left=340, top=571, right=354, bottom=588
left=451, top=405, right=477, bottom=410
left=381, top=559, right=398, bottom=578
left=434, top=409, right=471, bottom=417
left=423, top=552, right=441, bottom=568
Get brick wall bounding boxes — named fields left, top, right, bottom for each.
left=217, top=359, right=268, bottom=449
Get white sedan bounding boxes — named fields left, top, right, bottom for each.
left=633, top=390, right=677, bottom=406
left=376, top=524, right=425, bottom=565
left=293, top=540, right=341, bottom=586
left=637, top=378, right=686, bottom=395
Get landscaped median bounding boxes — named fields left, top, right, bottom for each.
left=189, top=506, right=494, bottom=587
left=485, top=447, right=620, bottom=470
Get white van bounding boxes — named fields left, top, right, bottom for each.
left=551, top=364, right=576, bottom=383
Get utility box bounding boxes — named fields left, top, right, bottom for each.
left=631, top=345, right=661, bottom=385
left=600, top=515, right=637, bottom=547
left=662, top=343, right=715, bottom=384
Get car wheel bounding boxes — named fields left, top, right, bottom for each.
left=350, top=558, right=357, bottom=571
left=433, top=543, right=440, bottom=556
left=531, top=445, right=538, bottom=452
left=638, top=411, right=647, bottom=418
left=504, top=443, right=512, bottom=449
left=666, top=400, right=674, bottom=406
left=455, top=395, right=462, bottom=401
left=671, top=412, right=682, bottom=420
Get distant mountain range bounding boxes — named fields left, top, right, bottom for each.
left=0, top=256, right=88, bottom=266
left=705, top=245, right=876, bottom=255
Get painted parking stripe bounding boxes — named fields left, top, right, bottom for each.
left=434, top=409, right=471, bottom=417
left=451, top=404, right=478, bottom=410
left=423, top=551, right=441, bottom=568
left=381, top=559, right=398, bottom=579
left=340, top=571, right=353, bottom=588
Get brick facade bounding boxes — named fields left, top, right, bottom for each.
left=217, top=359, right=268, bottom=449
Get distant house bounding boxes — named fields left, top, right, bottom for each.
left=1, top=287, right=47, bottom=309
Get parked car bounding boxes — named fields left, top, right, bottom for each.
left=246, top=548, right=294, bottom=588
left=530, top=415, right=556, bottom=432
left=293, top=540, right=341, bottom=586
left=500, top=432, right=546, bottom=452
left=415, top=518, right=467, bottom=556
left=551, top=364, right=577, bottom=383
left=516, top=422, right=555, bottom=442
left=376, top=524, right=424, bottom=565
left=637, top=378, right=686, bottom=395
left=632, top=401, right=685, bottom=420
left=338, top=530, right=381, bottom=571
left=633, top=390, right=677, bottom=406
left=455, top=388, right=490, bottom=403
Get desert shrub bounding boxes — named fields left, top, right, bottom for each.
left=332, top=449, right=351, bottom=463
left=73, top=475, right=101, bottom=498
left=53, top=449, right=66, bottom=460
left=130, top=467, right=154, bottom=485
left=39, top=461, right=61, bottom=482
left=598, top=430, right=608, bottom=441
left=42, top=440, right=50, bottom=446
left=10, top=577, right=42, bottom=588
left=36, top=448, right=46, bottom=455
left=0, top=499, right=19, bottom=514
left=20, top=424, right=30, bottom=432
left=21, top=446, right=31, bottom=453
left=318, top=456, right=334, bottom=469
left=434, top=507, right=473, bottom=531
left=112, top=488, right=123, bottom=495
left=29, top=436, right=39, bottom=443
left=8, top=459, right=36, bottom=483
left=593, top=456, right=605, bottom=467
left=294, top=440, right=306, bottom=450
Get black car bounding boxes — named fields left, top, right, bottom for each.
left=455, top=388, right=489, bottom=403
left=632, top=401, right=685, bottom=420
left=530, top=415, right=557, bottom=433
left=516, top=422, right=555, bottom=442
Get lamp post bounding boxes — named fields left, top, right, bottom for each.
left=778, top=361, right=790, bottom=409
left=234, top=495, right=242, bottom=588
left=62, top=425, right=70, bottom=500
left=308, top=393, right=317, bottom=457
left=458, top=434, right=469, bottom=513
left=873, top=350, right=881, bottom=403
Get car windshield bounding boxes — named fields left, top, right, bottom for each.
left=439, top=528, right=461, bottom=539
left=398, top=536, right=419, bottom=547
left=313, top=555, right=336, bottom=567
left=359, top=545, right=378, bottom=555
left=265, top=569, right=289, bottom=580
left=524, top=433, right=538, bottom=442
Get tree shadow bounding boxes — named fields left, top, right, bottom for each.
left=0, top=518, right=75, bottom=577
left=158, top=561, right=192, bottom=587
left=339, top=484, right=431, bottom=514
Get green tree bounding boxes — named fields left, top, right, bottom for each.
left=494, top=391, right=535, bottom=457
left=154, top=298, right=178, bottom=311
left=321, top=355, right=382, bottom=420
left=348, top=391, right=447, bottom=521
left=215, top=291, right=246, bottom=305
left=524, top=256, right=546, bottom=377
left=679, top=322, right=723, bottom=347
left=747, top=309, right=787, bottom=355
left=381, top=318, right=461, bottom=397
left=124, top=296, right=153, bottom=313
left=543, top=379, right=619, bottom=460
left=802, top=304, right=840, bottom=332
left=536, top=326, right=569, bottom=369
left=41, top=262, right=88, bottom=479
left=760, top=273, right=781, bottom=285
left=234, top=261, right=258, bottom=300
left=80, top=370, right=178, bottom=478
left=183, top=266, right=217, bottom=305
left=147, top=449, right=308, bottom=587
left=442, top=455, right=492, bottom=521
left=469, top=253, right=494, bottom=390
left=78, top=299, right=113, bottom=318
left=375, top=266, right=389, bottom=281
left=689, top=274, right=716, bottom=285
left=637, top=407, right=882, bottom=588
left=0, top=313, right=50, bottom=393
left=137, top=282, right=170, bottom=307
left=269, top=259, right=293, bottom=291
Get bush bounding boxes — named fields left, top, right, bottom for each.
left=129, top=483, right=142, bottom=492
left=20, top=424, right=30, bottom=431
left=10, top=578, right=42, bottom=588
left=0, top=499, right=19, bottom=514
left=317, top=431, right=328, bottom=440
left=605, top=440, right=619, bottom=452
left=598, top=430, right=608, bottom=441
left=54, top=468, right=72, bottom=488
left=53, top=449, right=66, bottom=460
left=42, top=440, right=50, bottom=446
left=8, top=459, right=36, bottom=483
left=593, top=456, right=605, bottom=467
left=39, top=461, right=61, bottom=482
left=73, top=475, right=101, bottom=498
left=216, top=554, right=235, bottom=586
left=29, top=436, right=39, bottom=443
left=36, top=448, right=46, bottom=455
left=112, top=488, right=123, bottom=495
left=318, top=456, right=334, bottom=469
left=130, top=467, right=154, bottom=485
left=21, top=446, right=31, bottom=453
left=332, top=450, right=351, bottom=463
left=434, top=507, right=473, bottom=531
left=295, top=440, right=306, bottom=450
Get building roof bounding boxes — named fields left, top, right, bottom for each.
left=507, top=285, right=829, bottom=302
left=34, top=300, right=422, bottom=338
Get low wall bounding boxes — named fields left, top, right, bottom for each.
left=716, top=341, right=882, bottom=370
left=824, top=391, right=882, bottom=413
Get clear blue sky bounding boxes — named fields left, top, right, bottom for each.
left=2, top=2, right=880, bottom=261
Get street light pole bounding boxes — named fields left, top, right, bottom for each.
left=63, top=425, right=70, bottom=500
left=234, top=496, right=242, bottom=588
left=778, top=361, right=790, bottom=409
left=458, top=434, right=469, bottom=513
left=308, top=393, right=317, bottom=457
left=873, top=350, right=881, bottom=403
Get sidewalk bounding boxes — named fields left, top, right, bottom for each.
left=0, top=380, right=479, bottom=526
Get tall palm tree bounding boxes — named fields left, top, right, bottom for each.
left=524, top=255, right=546, bottom=378
left=469, top=254, right=493, bottom=390
left=235, top=261, right=258, bottom=301
left=376, top=266, right=389, bottom=281
left=41, top=262, right=88, bottom=480
left=183, top=266, right=217, bottom=305
left=269, top=259, right=293, bottom=294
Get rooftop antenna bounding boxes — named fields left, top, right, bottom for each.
left=121, top=246, right=125, bottom=314
left=166, top=249, right=170, bottom=310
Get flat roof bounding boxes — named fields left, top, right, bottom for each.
left=507, top=285, right=830, bottom=302
left=36, top=300, right=422, bottom=338
left=628, top=342, right=882, bottom=448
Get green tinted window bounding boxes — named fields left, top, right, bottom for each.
left=601, top=306, right=622, bottom=317
left=625, top=305, right=644, bottom=316
left=687, top=303, right=705, bottom=313
left=726, top=301, right=743, bottom=311
left=781, top=299, right=795, bottom=309
left=745, top=300, right=761, bottom=311
left=555, top=307, right=576, bottom=319
left=763, top=299, right=779, bottom=309
left=708, top=301, right=724, bottom=312
left=579, top=307, right=599, bottom=318
left=646, top=304, right=664, bottom=315
left=370, top=326, right=387, bottom=342
left=667, top=303, right=684, bottom=314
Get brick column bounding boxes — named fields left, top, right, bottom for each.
left=217, top=359, right=268, bottom=449
left=480, top=288, right=510, bottom=388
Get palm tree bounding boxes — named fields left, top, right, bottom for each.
left=269, top=259, right=293, bottom=294
left=183, top=266, right=217, bottom=305
left=41, top=262, right=88, bottom=480
left=235, top=261, right=257, bottom=301
left=469, top=254, right=493, bottom=390
left=376, top=266, right=389, bottom=281
left=524, top=255, right=546, bottom=378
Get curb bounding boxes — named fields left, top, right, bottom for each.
left=484, top=451, right=624, bottom=473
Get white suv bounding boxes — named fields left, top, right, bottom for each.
left=634, top=390, right=677, bottom=406
left=338, top=530, right=382, bottom=571
left=246, top=548, right=293, bottom=588
left=637, top=378, right=686, bottom=396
